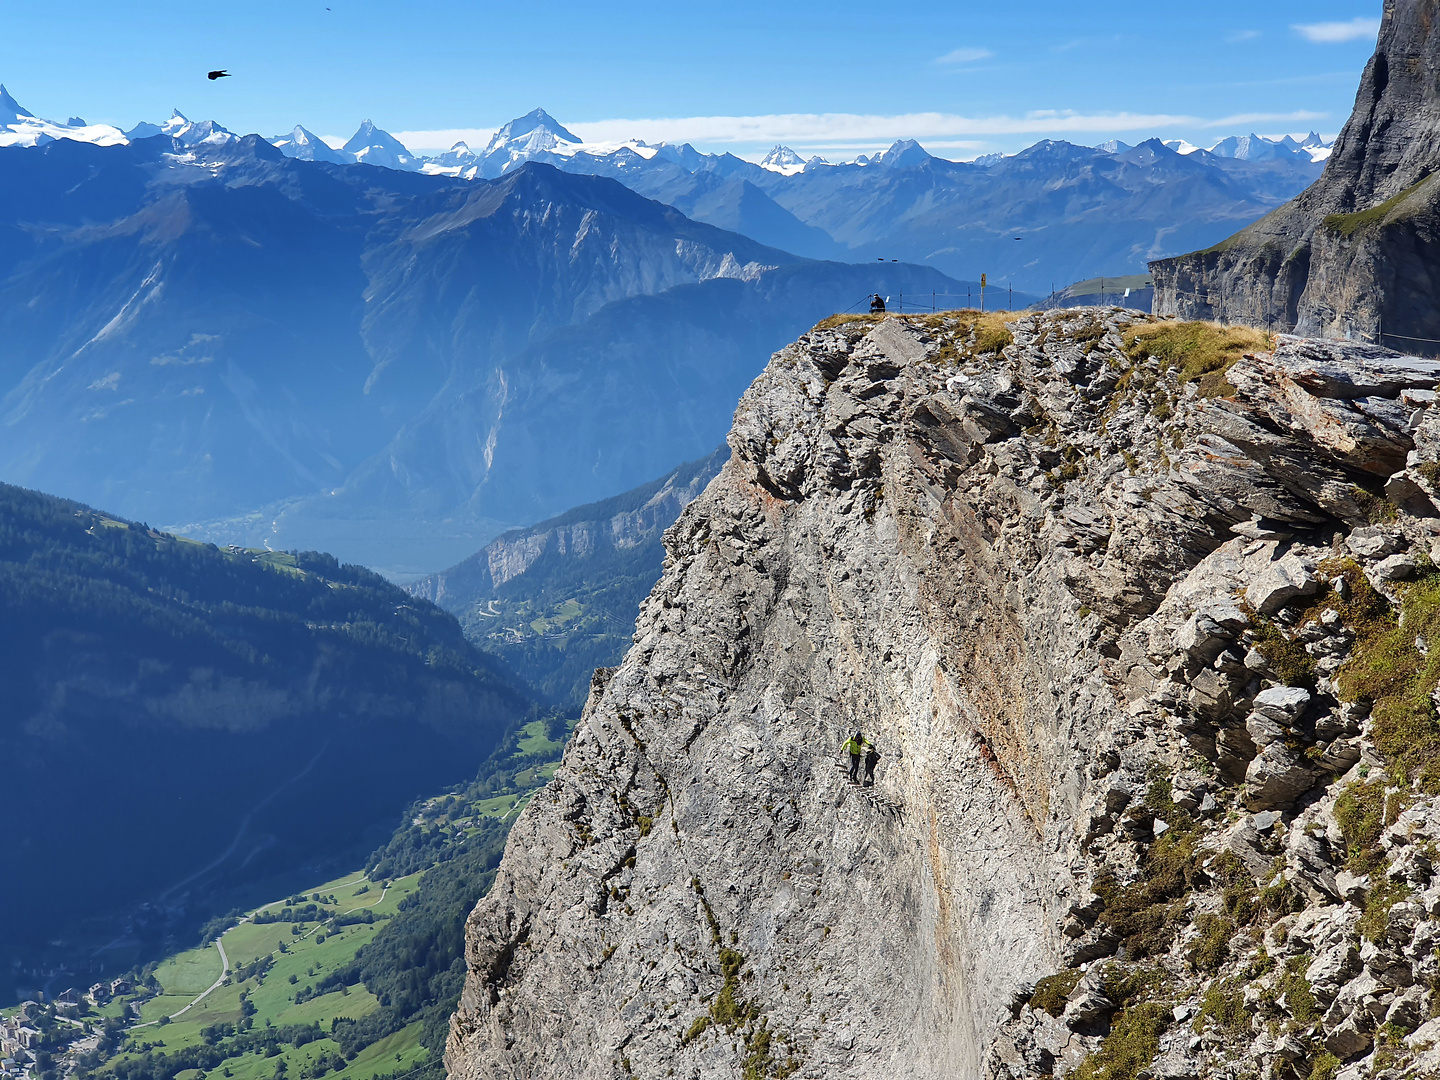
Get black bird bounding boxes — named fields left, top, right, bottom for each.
left=207, top=70, right=230, bottom=80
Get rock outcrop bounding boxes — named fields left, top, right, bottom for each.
left=1152, top=0, right=1440, bottom=352
left=445, top=307, right=1440, bottom=1079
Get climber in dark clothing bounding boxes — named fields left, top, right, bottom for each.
left=863, top=743, right=881, bottom=787
left=869, top=294, right=886, bottom=314
left=842, top=731, right=866, bottom=783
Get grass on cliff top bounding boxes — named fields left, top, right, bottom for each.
left=1336, top=563, right=1440, bottom=790
left=813, top=310, right=1017, bottom=364
left=814, top=308, right=1017, bottom=337
left=1324, top=175, right=1438, bottom=238
left=1121, top=320, right=1270, bottom=397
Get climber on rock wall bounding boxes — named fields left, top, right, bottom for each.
left=842, top=731, right=868, bottom=783
left=863, top=742, right=881, bottom=787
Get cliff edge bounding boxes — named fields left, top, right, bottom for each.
left=1153, top=0, right=1440, bottom=353
left=446, top=307, right=1440, bottom=1078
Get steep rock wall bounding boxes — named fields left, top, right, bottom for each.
left=1152, top=0, right=1440, bottom=352
left=446, top=308, right=1440, bottom=1079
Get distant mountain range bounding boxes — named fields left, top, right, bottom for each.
left=0, top=130, right=971, bottom=573
left=0, top=85, right=1332, bottom=573
left=0, top=87, right=1330, bottom=292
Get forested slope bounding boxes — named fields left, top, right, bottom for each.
left=0, top=482, right=531, bottom=990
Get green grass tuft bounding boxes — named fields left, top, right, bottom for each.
left=1323, top=176, right=1437, bottom=238
left=1337, top=568, right=1440, bottom=790
left=1030, top=971, right=1083, bottom=1017
left=1122, top=321, right=1269, bottom=398
left=1076, top=1001, right=1170, bottom=1080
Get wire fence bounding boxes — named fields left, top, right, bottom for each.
left=840, top=288, right=1055, bottom=316
left=1157, top=288, right=1440, bottom=352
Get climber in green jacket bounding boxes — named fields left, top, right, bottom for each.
left=842, top=731, right=868, bottom=784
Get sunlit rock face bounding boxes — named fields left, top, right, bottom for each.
left=446, top=309, right=1440, bottom=1079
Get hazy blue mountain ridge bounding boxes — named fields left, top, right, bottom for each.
left=408, top=448, right=727, bottom=707
left=0, top=134, right=968, bottom=572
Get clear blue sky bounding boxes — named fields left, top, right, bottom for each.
left=2, top=0, right=1385, bottom=158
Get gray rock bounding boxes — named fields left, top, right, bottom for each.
left=1361, top=937, right=1414, bottom=988
left=1063, top=975, right=1115, bottom=1026
left=1347, top=527, right=1403, bottom=560
left=1216, top=818, right=1276, bottom=882
left=1322, top=1015, right=1373, bottom=1059
left=1244, top=742, right=1317, bottom=810
left=443, top=309, right=1440, bottom=1080
left=1251, top=811, right=1283, bottom=832
left=1385, top=984, right=1426, bottom=1029
left=1370, top=552, right=1419, bottom=582
left=1286, top=827, right=1339, bottom=901
left=1252, top=685, right=1311, bottom=723
left=1335, top=870, right=1370, bottom=904
left=1245, top=555, right=1320, bottom=615
left=1308, top=943, right=1362, bottom=1005
left=1245, top=710, right=1287, bottom=749
left=1173, top=612, right=1233, bottom=663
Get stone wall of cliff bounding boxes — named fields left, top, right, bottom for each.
left=444, top=307, right=1440, bottom=1079
left=1153, top=0, right=1440, bottom=354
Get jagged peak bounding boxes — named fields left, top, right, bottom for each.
left=491, top=107, right=581, bottom=147
left=0, top=84, right=34, bottom=121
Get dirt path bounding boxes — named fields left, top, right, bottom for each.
left=131, top=936, right=230, bottom=1028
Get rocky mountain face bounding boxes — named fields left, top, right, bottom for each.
left=445, top=307, right=1440, bottom=1079
left=1154, top=0, right=1440, bottom=353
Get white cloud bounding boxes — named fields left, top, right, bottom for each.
left=1225, top=29, right=1262, bottom=43
left=935, top=47, right=993, bottom=64
left=1293, top=17, right=1381, bottom=43
left=384, top=109, right=1328, bottom=159
left=546, top=109, right=1327, bottom=149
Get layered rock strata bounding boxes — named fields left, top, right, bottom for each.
left=1153, top=0, right=1440, bottom=352
left=446, top=307, right=1440, bottom=1079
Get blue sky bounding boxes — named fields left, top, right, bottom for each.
left=2, top=0, right=1385, bottom=158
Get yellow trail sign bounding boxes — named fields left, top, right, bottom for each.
left=981, top=273, right=987, bottom=288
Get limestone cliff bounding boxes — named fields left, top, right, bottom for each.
left=1153, top=0, right=1440, bottom=352
left=445, top=307, right=1440, bottom=1079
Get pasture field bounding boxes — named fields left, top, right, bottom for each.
left=98, top=871, right=422, bottom=1080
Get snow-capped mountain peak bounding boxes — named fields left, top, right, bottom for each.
left=343, top=120, right=419, bottom=171
left=0, top=85, right=127, bottom=149
left=160, top=110, right=191, bottom=136
left=759, top=145, right=806, bottom=175
left=272, top=124, right=352, bottom=165
left=487, top=107, right=581, bottom=149
left=156, top=110, right=236, bottom=151
left=874, top=139, right=933, bottom=168
left=469, top=107, right=588, bottom=177
left=0, top=84, right=35, bottom=125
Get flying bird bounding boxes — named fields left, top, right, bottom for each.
left=207, top=70, right=231, bottom=80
